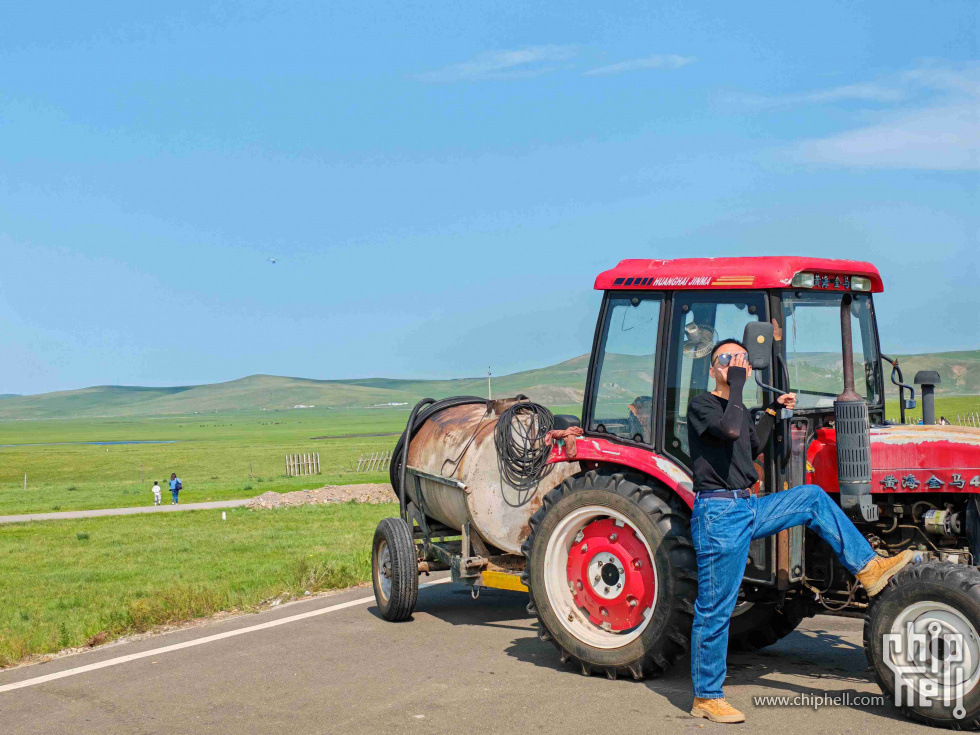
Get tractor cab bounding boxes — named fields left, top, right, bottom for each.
left=585, top=257, right=883, bottom=471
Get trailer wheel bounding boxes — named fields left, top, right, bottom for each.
left=865, top=561, right=980, bottom=729
left=728, top=599, right=814, bottom=651
left=521, top=468, right=696, bottom=680
left=372, top=517, right=419, bottom=622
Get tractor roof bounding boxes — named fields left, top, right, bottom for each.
left=594, top=256, right=883, bottom=292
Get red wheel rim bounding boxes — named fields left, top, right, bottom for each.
left=565, top=518, right=656, bottom=631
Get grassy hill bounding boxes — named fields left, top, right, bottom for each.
left=0, top=350, right=975, bottom=421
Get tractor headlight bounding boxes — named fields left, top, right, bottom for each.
left=850, top=276, right=871, bottom=291
left=791, top=272, right=815, bottom=288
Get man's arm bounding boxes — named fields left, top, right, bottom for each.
left=699, top=366, right=749, bottom=442
left=750, top=402, right=780, bottom=455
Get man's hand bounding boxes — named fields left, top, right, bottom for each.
left=777, top=392, right=797, bottom=410
left=729, top=352, right=753, bottom=379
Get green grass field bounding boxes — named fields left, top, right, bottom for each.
left=0, top=502, right=398, bottom=668
left=0, top=408, right=408, bottom=516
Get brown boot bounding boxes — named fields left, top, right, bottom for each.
left=691, top=697, right=746, bottom=723
left=856, top=549, right=914, bottom=596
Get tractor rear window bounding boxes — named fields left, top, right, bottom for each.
left=782, top=291, right=881, bottom=409
left=589, top=295, right=661, bottom=444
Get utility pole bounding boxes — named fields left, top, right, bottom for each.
left=487, top=366, right=492, bottom=400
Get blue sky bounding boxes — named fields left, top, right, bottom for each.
left=1, top=1, right=977, bottom=394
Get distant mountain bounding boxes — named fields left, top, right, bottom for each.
left=0, top=350, right=974, bottom=420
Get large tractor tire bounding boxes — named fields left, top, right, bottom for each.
left=372, top=517, right=419, bottom=622
left=865, top=561, right=980, bottom=729
left=521, top=468, right=697, bottom=680
left=728, top=599, right=814, bottom=652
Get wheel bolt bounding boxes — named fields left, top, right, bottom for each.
left=580, top=544, right=588, bottom=553
left=604, top=587, right=610, bottom=595
left=600, top=607, right=608, bottom=617
left=609, top=533, right=618, bottom=542
left=627, top=596, right=638, bottom=608
left=594, top=575, right=600, bottom=584
left=576, top=580, right=583, bottom=590
left=633, top=559, right=643, bottom=569
left=616, top=583, right=622, bottom=590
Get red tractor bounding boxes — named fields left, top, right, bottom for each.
left=373, top=257, right=980, bottom=728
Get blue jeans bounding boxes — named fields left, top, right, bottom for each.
left=171, top=490, right=179, bottom=504
left=689, top=484, right=877, bottom=699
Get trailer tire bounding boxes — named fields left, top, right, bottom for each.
left=372, top=517, right=419, bottom=622
left=521, top=468, right=696, bottom=680
left=728, top=599, right=814, bottom=652
left=865, top=561, right=980, bottom=729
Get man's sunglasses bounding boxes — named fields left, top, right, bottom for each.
left=713, top=352, right=735, bottom=367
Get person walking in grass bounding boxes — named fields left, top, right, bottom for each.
left=151, top=481, right=162, bottom=506
left=169, top=473, right=182, bottom=504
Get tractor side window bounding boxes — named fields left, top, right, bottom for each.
left=589, top=295, right=661, bottom=444
left=664, top=293, right=767, bottom=467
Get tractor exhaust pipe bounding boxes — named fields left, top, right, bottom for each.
left=914, top=370, right=941, bottom=425
left=835, top=294, right=878, bottom=523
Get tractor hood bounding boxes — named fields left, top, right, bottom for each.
left=808, top=424, right=980, bottom=494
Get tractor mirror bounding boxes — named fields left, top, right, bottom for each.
left=742, top=322, right=773, bottom=370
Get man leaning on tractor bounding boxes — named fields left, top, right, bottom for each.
left=686, top=338, right=914, bottom=724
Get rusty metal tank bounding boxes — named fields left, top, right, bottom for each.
left=404, top=398, right=581, bottom=555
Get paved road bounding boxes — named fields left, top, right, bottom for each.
left=0, top=499, right=251, bottom=524
left=0, top=576, right=929, bottom=735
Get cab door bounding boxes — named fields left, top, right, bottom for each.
left=660, top=290, right=776, bottom=585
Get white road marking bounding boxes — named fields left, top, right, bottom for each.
left=0, top=578, right=451, bottom=694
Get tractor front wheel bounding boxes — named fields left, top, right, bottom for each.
left=521, top=469, right=697, bottom=680
left=372, top=517, right=419, bottom=621
left=865, top=561, right=980, bottom=729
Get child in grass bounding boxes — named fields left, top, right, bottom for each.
left=151, top=481, right=162, bottom=506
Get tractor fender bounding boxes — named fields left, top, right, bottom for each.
left=548, top=436, right=695, bottom=509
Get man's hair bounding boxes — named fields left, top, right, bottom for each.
left=171, top=473, right=176, bottom=478
left=710, top=338, right=746, bottom=362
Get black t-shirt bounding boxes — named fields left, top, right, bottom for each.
left=686, top=381, right=778, bottom=493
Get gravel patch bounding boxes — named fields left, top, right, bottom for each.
left=246, top=483, right=396, bottom=509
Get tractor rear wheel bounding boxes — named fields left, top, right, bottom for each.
left=521, top=468, right=696, bottom=680
left=865, top=561, right=980, bottom=729
left=372, top=517, right=419, bottom=621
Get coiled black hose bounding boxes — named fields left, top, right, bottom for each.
left=494, top=398, right=555, bottom=503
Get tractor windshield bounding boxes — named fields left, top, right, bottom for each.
left=781, top=291, right=881, bottom=409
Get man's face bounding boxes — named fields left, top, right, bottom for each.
left=710, top=343, right=750, bottom=387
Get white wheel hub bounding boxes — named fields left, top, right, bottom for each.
left=887, top=600, right=980, bottom=709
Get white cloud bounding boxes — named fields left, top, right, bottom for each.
left=415, top=46, right=575, bottom=83
left=793, top=63, right=980, bottom=170
left=583, top=54, right=696, bottom=76
left=796, top=83, right=905, bottom=103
